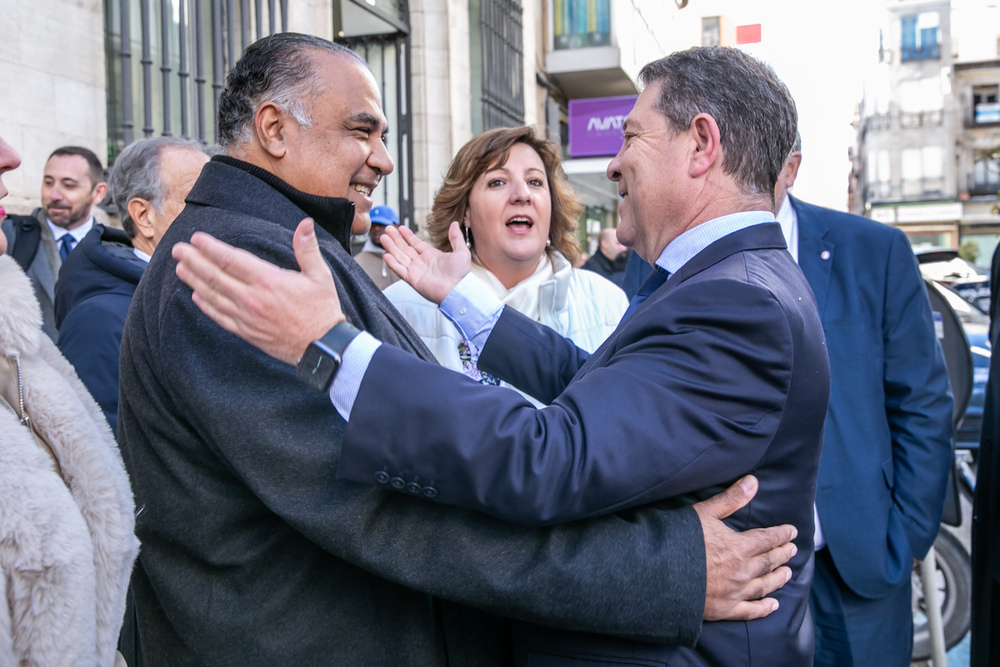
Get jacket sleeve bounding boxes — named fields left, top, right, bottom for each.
left=339, top=279, right=793, bottom=525
left=882, top=231, right=955, bottom=559
left=56, top=298, right=125, bottom=435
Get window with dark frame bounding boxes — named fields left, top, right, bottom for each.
left=471, top=0, right=525, bottom=134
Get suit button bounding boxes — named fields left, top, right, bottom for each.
left=405, top=482, right=421, bottom=494
left=375, top=471, right=390, bottom=484
left=422, top=486, right=438, bottom=498
left=390, top=477, right=405, bottom=490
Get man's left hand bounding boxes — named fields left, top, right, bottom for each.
left=172, top=217, right=342, bottom=365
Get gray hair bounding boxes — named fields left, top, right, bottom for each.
left=638, top=46, right=798, bottom=204
left=216, top=32, right=367, bottom=151
left=109, top=136, right=209, bottom=239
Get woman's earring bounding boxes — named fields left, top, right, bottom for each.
left=464, top=225, right=472, bottom=249
left=546, top=238, right=552, bottom=248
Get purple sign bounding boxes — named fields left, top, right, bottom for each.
left=568, top=95, right=638, bottom=158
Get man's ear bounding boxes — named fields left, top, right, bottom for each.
left=91, top=181, right=109, bottom=205
left=254, top=102, right=287, bottom=159
left=785, top=152, right=803, bottom=189
left=688, top=113, right=722, bottom=178
left=127, top=197, right=156, bottom=241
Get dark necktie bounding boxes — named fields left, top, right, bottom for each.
left=621, top=267, right=669, bottom=321
left=59, top=235, right=74, bottom=261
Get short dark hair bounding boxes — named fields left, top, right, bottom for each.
left=426, top=126, right=583, bottom=265
left=48, top=146, right=105, bottom=188
left=108, top=137, right=209, bottom=239
left=217, top=32, right=366, bottom=150
left=638, top=46, right=797, bottom=204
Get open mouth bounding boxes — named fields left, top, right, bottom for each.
left=352, top=183, right=374, bottom=197
left=506, top=216, right=533, bottom=232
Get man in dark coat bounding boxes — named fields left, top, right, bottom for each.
left=122, top=34, right=796, bottom=665
left=54, top=136, right=209, bottom=435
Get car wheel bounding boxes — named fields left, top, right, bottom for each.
left=911, top=529, right=972, bottom=661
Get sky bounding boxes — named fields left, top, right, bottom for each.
left=671, top=0, right=887, bottom=211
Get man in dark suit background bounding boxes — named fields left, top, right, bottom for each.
left=772, top=138, right=952, bottom=666
left=122, top=34, right=798, bottom=665
left=172, top=46, right=826, bottom=666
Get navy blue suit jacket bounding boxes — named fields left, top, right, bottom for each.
left=790, top=196, right=953, bottom=601
left=340, top=222, right=830, bottom=666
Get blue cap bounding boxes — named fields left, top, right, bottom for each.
left=370, top=205, right=399, bottom=226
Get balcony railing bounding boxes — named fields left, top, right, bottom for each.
left=902, top=177, right=944, bottom=198
left=900, top=109, right=943, bottom=128
left=901, top=43, right=941, bottom=62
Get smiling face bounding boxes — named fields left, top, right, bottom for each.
left=465, top=142, right=553, bottom=289
left=42, top=154, right=107, bottom=230
left=607, top=81, right=691, bottom=263
left=274, top=50, right=393, bottom=234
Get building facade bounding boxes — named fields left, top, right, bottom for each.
left=1, top=0, right=681, bottom=250
left=851, top=0, right=1000, bottom=266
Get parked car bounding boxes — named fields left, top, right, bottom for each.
left=916, top=247, right=990, bottom=312
left=925, top=278, right=991, bottom=451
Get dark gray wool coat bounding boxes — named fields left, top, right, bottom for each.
left=117, top=157, right=705, bottom=666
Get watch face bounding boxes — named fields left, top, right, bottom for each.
left=296, top=343, right=339, bottom=392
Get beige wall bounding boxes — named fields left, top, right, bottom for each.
left=0, top=0, right=108, bottom=214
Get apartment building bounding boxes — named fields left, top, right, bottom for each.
left=851, top=0, right=1000, bottom=265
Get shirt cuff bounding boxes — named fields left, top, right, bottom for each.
left=329, top=331, right=382, bottom=421
left=439, top=273, right=505, bottom=356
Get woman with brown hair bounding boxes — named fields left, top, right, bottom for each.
left=385, top=126, right=626, bottom=401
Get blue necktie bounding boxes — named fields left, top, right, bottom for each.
left=621, top=267, right=669, bottom=321
left=59, top=235, right=74, bottom=261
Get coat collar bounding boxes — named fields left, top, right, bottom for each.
left=790, top=196, right=835, bottom=317
left=190, top=157, right=357, bottom=254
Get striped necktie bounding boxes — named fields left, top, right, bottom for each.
left=621, top=267, right=669, bottom=321
left=58, top=235, right=74, bottom=261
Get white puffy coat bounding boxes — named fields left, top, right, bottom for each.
left=385, top=251, right=627, bottom=404
left=0, top=255, right=139, bottom=666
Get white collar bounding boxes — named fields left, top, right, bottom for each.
left=46, top=216, right=95, bottom=244
left=775, top=196, right=799, bottom=263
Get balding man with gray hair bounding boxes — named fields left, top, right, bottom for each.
left=54, top=136, right=209, bottom=434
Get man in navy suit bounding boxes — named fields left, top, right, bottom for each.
left=773, top=138, right=952, bottom=667
left=172, top=46, right=828, bottom=666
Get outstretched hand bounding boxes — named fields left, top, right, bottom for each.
left=172, top=217, right=343, bottom=365
left=693, top=476, right=798, bottom=622
left=382, top=221, right=471, bottom=305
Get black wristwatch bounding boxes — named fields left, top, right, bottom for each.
left=296, top=321, right=363, bottom=392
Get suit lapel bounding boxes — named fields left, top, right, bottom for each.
left=793, top=197, right=835, bottom=318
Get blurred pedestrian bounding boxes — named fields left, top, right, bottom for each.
left=354, top=204, right=402, bottom=289
left=582, top=227, right=630, bottom=287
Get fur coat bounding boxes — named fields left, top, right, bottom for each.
left=0, top=255, right=139, bottom=666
